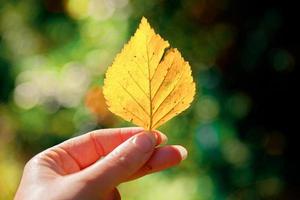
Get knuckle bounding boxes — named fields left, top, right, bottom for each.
left=24, top=155, right=41, bottom=169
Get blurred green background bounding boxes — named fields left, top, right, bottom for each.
left=0, top=0, right=298, bottom=199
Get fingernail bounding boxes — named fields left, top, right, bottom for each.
left=174, top=145, right=188, bottom=160
left=113, top=189, right=121, bottom=200
left=132, top=132, right=157, bottom=153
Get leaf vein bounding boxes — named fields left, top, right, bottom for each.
left=152, top=69, right=185, bottom=117
left=127, top=71, right=149, bottom=98
left=131, top=60, right=148, bottom=79
left=152, top=95, right=186, bottom=128
left=151, top=55, right=176, bottom=102
left=117, top=82, right=150, bottom=117
left=122, top=106, right=145, bottom=125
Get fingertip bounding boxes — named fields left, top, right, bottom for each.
left=159, top=132, right=168, bottom=145
left=173, top=145, right=188, bottom=160
left=126, top=145, right=187, bottom=181
left=151, top=130, right=168, bottom=145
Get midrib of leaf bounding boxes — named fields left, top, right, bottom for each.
left=146, top=38, right=153, bottom=130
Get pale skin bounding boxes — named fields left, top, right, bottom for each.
left=14, top=127, right=187, bottom=200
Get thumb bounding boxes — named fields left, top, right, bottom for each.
left=79, top=131, right=157, bottom=189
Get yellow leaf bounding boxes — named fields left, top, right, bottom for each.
left=103, top=17, right=196, bottom=130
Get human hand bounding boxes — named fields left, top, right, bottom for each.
left=14, top=127, right=187, bottom=200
